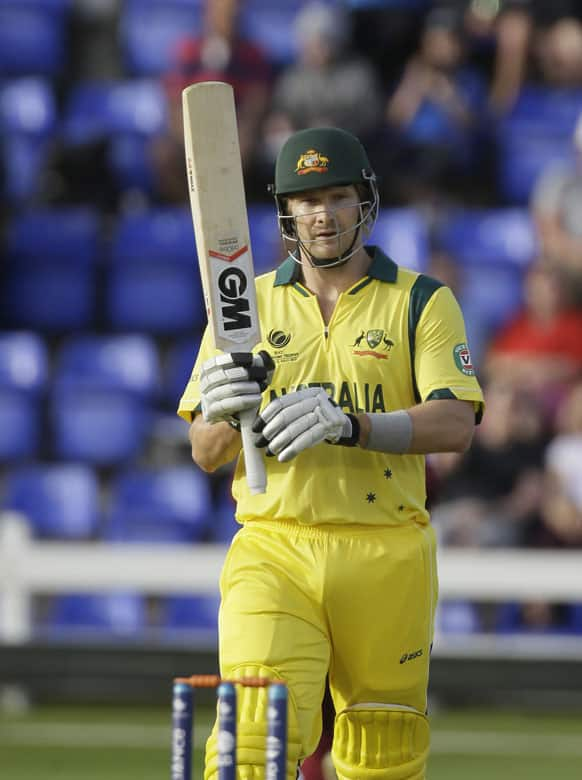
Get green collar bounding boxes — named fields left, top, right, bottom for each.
left=273, top=246, right=398, bottom=286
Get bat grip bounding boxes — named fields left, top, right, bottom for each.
left=239, top=408, right=267, bottom=494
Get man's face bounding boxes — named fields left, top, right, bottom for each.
left=286, top=185, right=362, bottom=263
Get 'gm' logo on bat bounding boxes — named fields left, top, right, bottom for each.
left=218, top=266, right=252, bottom=331
left=453, top=343, right=475, bottom=376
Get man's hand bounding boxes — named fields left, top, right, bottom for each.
left=200, top=351, right=274, bottom=426
left=253, top=388, right=356, bottom=462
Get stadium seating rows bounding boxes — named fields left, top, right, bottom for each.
left=0, top=204, right=534, bottom=329
left=3, top=79, right=582, bottom=207
left=33, top=593, right=582, bottom=639
left=38, top=591, right=223, bottom=640
left=0, top=203, right=536, bottom=465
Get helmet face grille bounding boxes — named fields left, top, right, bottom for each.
left=274, top=173, right=379, bottom=269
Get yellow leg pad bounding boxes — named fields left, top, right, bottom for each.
left=331, top=707, right=430, bottom=780
left=204, top=665, right=302, bottom=780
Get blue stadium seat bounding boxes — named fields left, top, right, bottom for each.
left=3, top=464, right=99, bottom=539
left=567, top=604, right=582, bottom=635
left=248, top=204, right=285, bottom=275
left=460, top=263, right=524, bottom=329
left=51, top=335, right=159, bottom=464
left=165, top=336, right=201, bottom=407
left=240, top=0, right=346, bottom=67
left=457, top=264, right=524, bottom=365
left=0, top=0, right=70, bottom=77
left=62, top=80, right=168, bottom=194
left=5, top=206, right=100, bottom=263
left=107, top=208, right=205, bottom=333
left=161, top=593, right=220, bottom=632
left=0, top=331, right=48, bottom=393
left=497, top=122, right=575, bottom=205
left=346, top=0, right=429, bottom=6
left=494, top=602, right=521, bottom=633
left=0, top=332, right=47, bottom=460
left=438, top=209, right=537, bottom=268
left=239, top=0, right=306, bottom=66
left=507, top=86, right=582, bottom=128
left=437, top=600, right=481, bottom=635
left=120, top=0, right=203, bottom=77
left=105, top=466, right=211, bottom=543
left=55, top=334, right=160, bottom=398
left=110, top=207, right=195, bottom=264
left=51, top=390, right=151, bottom=464
left=43, top=592, right=147, bottom=638
left=0, top=78, right=57, bottom=204
left=63, top=80, right=168, bottom=143
left=437, top=209, right=535, bottom=348
left=496, top=87, right=582, bottom=204
left=0, top=392, right=41, bottom=461
left=373, top=209, right=429, bottom=273
left=1, top=208, right=100, bottom=330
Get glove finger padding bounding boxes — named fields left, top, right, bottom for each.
left=200, top=350, right=274, bottom=390
left=253, top=388, right=351, bottom=461
left=199, top=350, right=274, bottom=425
left=276, top=419, right=330, bottom=462
left=202, top=382, right=261, bottom=422
left=265, top=411, right=324, bottom=456
left=259, top=394, right=321, bottom=442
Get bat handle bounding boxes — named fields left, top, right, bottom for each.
left=239, top=408, right=267, bottom=494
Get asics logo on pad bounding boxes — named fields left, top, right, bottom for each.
left=400, top=649, right=423, bottom=664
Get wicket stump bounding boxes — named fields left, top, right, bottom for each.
left=171, top=675, right=289, bottom=780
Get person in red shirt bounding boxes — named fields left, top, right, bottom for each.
left=486, top=261, right=582, bottom=417
left=152, top=0, right=272, bottom=203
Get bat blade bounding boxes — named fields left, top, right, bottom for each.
left=183, top=81, right=266, bottom=494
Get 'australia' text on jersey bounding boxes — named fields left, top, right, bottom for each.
left=269, top=381, right=386, bottom=413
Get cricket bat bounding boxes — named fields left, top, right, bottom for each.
left=182, top=81, right=266, bottom=494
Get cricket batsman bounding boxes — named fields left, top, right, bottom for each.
left=178, top=127, right=485, bottom=779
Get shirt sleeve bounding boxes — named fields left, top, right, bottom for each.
left=414, top=285, right=485, bottom=422
left=177, top=326, right=220, bottom=423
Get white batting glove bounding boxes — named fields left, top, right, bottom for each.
left=200, top=351, right=274, bottom=426
left=252, top=387, right=359, bottom=462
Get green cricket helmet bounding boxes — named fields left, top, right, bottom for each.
left=271, top=127, right=379, bottom=268
left=274, top=126, right=374, bottom=195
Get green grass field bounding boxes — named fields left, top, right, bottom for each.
left=1, top=704, right=582, bottom=779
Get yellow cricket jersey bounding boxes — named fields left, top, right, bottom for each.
left=178, top=247, right=484, bottom=528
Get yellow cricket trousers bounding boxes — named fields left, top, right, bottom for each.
left=217, top=519, right=438, bottom=759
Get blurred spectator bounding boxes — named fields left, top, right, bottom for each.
left=441, top=3, right=582, bottom=112
left=152, top=0, right=272, bottom=203
left=532, top=16, right=582, bottom=88
left=349, top=0, right=430, bottom=88
left=37, top=138, right=120, bottom=212
left=485, top=262, right=582, bottom=417
left=430, top=379, right=547, bottom=548
left=531, top=113, right=582, bottom=298
left=385, top=6, right=487, bottom=202
left=461, top=0, right=534, bottom=114
left=536, top=380, right=582, bottom=548
left=69, top=0, right=123, bottom=81
left=262, top=2, right=383, bottom=162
